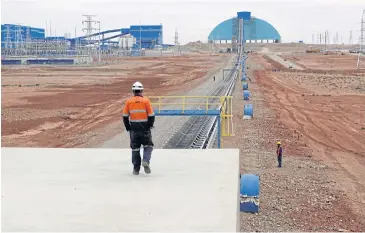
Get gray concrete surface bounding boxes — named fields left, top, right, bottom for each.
left=1, top=148, right=240, bottom=232
left=99, top=54, right=235, bottom=149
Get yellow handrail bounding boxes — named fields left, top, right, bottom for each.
left=147, top=96, right=235, bottom=144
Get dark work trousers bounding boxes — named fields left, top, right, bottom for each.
left=129, top=130, right=154, bottom=171
left=277, top=154, right=282, bottom=167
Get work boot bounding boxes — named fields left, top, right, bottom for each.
left=142, top=161, right=151, bottom=174
left=133, top=168, right=139, bottom=175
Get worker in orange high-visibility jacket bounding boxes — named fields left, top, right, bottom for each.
left=122, top=81, right=155, bottom=175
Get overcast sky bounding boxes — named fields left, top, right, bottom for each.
left=1, top=0, right=364, bottom=44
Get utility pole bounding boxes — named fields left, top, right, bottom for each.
left=320, top=33, right=322, bottom=44
left=96, top=21, right=101, bottom=63
left=174, top=28, right=179, bottom=56
left=324, top=30, right=327, bottom=52
left=82, top=14, right=98, bottom=59
left=349, top=30, right=353, bottom=45
left=357, top=9, right=365, bottom=69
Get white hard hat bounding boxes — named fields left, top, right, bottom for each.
left=132, top=81, right=143, bottom=91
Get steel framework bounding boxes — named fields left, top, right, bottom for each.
left=149, top=96, right=234, bottom=148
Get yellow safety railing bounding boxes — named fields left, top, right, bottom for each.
left=149, top=96, right=224, bottom=114
left=148, top=96, right=235, bottom=147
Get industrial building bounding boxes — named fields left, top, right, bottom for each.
left=208, top=11, right=281, bottom=44
left=1, top=24, right=45, bottom=48
left=69, top=24, right=163, bottom=49
left=1, top=23, right=163, bottom=51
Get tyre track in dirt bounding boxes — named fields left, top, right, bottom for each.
left=267, top=72, right=364, bottom=156
left=255, top=68, right=365, bottom=223
left=268, top=74, right=343, bottom=152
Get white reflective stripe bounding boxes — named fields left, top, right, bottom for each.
left=132, top=148, right=140, bottom=151
left=130, top=119, right=148, bottom=122
left=143, top=145, right=153, bottom=148
left=122, top=114, right=129, bottom=117
left=148, top=113, right=154, bottom=117
left=130, top=109, right=147, bottom=113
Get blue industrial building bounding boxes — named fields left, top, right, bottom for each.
left=70, top=24, right=163, bottom=49
left=1, top=23, right=163, bottom=49
left=208, top=11, right=281, bottom=43
left=1, top=24, right=45, bottom=48
left=129, top=25, right=163, bottom=48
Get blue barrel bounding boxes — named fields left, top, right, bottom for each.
left=240, top=174, right=260, bottom=213
left=244, top=104, right=253, bottom=117
left=243, top=90, right=250, bottom=100
left=241, top=74, right=246, bottom=81
left=241, top=174, right=259, bottom=196
left=242, top=82, right=248, bottom=90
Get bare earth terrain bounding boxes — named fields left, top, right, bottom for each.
left=280, top=54, right=359, bottom=71
left=224, top=52, right=365, bottom=231
left=2, top=45, right=365, bottom=231
left=1, top=53, right=228, bottom=147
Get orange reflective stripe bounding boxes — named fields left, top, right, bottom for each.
left=129, top=111, right=148, bottom=121
left=123, top=96, right=154, bottom=119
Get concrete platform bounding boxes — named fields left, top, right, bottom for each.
left=1, top=148, right=240, bottom=232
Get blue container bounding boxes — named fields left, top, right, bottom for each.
left=240, top=174, right=259, bottom=196
left=242, top=82, right=248, bottom=90
left=240, top=173, right=260, bottom=213
left=243, top=90, right=250, bottom=100
left=244, top=104, right=253, bottom=117
left=1, top=59, right=22, bottom=65
left=27, top=59, right=49, bottom=65
left=48, top=59, right=74, bottom=65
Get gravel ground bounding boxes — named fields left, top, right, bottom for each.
left=223, top=55, right=365, bottom=231
left=98, top=54, right=235, bottom=148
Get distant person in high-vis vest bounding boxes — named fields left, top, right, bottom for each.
left=276, top=141, right=283, bottom=168
left=122, top=81, right=155, bottom=175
